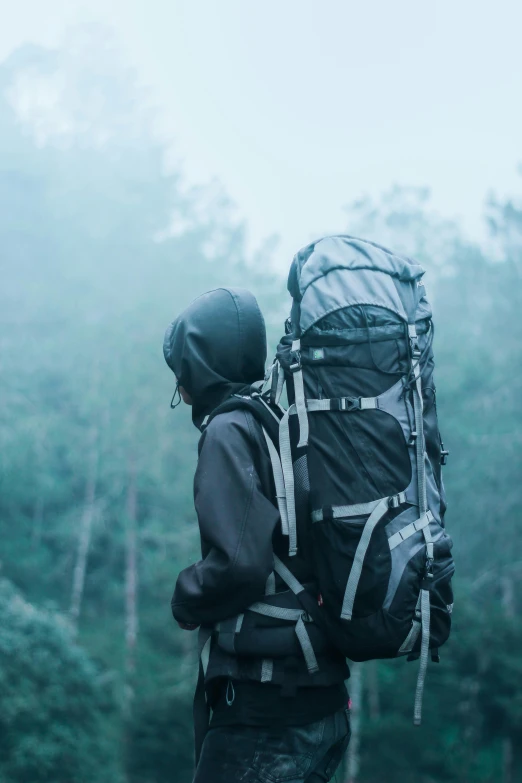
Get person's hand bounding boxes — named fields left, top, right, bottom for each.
left=178, top=621, right=199, bottom=631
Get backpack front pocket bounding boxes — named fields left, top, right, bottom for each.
left=313, top=514, right=392, bottom=620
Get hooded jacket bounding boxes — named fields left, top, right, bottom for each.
left=164, top=288, right=348, bottom=697
left=164, top=288, right=275, bottom=621
left=164, top=287, right=267, bottom=430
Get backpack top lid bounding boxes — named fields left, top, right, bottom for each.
left=287, top=235, right=427, bottom=335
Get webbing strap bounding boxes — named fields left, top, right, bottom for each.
left=303, top=399, right=332, bottom=412
left=291, top=340, right=309, bottom=448
left=279, top=406, right=297, bottom=556
left=262, top=427, right=289, bottom=536
left=360, top=397, right=379, bottom=410
left=265, top=572, right=276, bottom=596
left=266, top=361, right=276, bottom=398
left=311, top=497, right=394, bottom=523
left=414, top=589, right=431, bottom=725
left=249, top=602, right=305, bottom=621
left=252, top=558, right=320, bottom=677
left=399, top=593, right=422, bottom=654
left=388, top=511, right=433, bottom=551
left=399, top=617, right=422, bottom=655
left=411, top=331, right=427, bottom=514
left=413, top=499, right=435, bottom=725
left=273, top=554, right=306, bottom=595
left=261, top=568, right=275, bottom=682
left=257, top=396, right=282, bottom=425
left=290, top=397, right=379, bottom=413
left=261, top=659, right=274, bottom=682
left=407, top=326, right=433, bottom=725
left=413, top=379, right=427, bottom=513
left=295, top=614, right=319, bottom=674
left=275, top=361, right=285, bottom=406
left=341, top=497, right=390, bottom=621
left=250, top=604, right=318, bottom=675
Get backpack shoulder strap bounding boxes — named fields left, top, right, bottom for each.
left=203, top=390, right=291, bottom=550
left=202, top=388, right=282, bottom=444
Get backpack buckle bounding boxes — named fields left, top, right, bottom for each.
left=423, top=552, right=435, bottom=585
left=339, top=397, right=360, bottom=412
left=289, top=350, right=302, bottom=373
left=388, top=494, right=402, bottom=509
left=440, top=448, right=449, bottom=465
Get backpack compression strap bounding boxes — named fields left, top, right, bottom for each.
left=289, top=339, right=309, bottom=447
left=279, top=393, right=384, bottom=558
left=264, top=555, right=319, bottom=675
left=260, top=572, right=276, bottom=683
left=409, top=323, right=434, bottom=726
left=215, top=557, right=320, bottom=677
left=262, top=427, right=289, bottom=536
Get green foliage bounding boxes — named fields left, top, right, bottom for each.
left=0, top=579, right=122, bottom=783
left=358, top=585, right=522, bottom=782
left=126, top=690, right=194, bottom=783
left=0, top=34, right=280, bottom=783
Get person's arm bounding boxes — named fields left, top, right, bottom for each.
left=172, top=411, right=279, bottom=626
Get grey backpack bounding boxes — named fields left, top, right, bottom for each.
left=266, top=235, right=454, bottom=723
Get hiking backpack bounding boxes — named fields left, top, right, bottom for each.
left=265, top=235, right=455, bottom=724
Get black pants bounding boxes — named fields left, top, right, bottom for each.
left=193, top=707, right=351, bottom=783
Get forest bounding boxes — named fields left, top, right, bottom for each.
left=1, top=33, right=521, bottom=783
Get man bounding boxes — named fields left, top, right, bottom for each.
left=164, top=287, right=350, bottom=783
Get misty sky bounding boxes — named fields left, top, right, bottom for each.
left=2, top=0, right=522, bottom=265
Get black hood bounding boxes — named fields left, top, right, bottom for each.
left=163, top=287, right=267, bottom=428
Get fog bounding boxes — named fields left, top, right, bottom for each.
left=1, top=4, right=521, bottom=782
left=2, top=0, right=522, bottom=262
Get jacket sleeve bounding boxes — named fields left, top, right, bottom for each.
left=171, top=411, right=280, bottom=626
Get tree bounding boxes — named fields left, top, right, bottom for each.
left=0, top=579, right=123, bottom=782
left=0, top=29, right=281, bottom=782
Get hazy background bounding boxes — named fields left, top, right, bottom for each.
left=2, top=0, right=522, bottom=261
left=1, top=3, right=521, bottom=783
